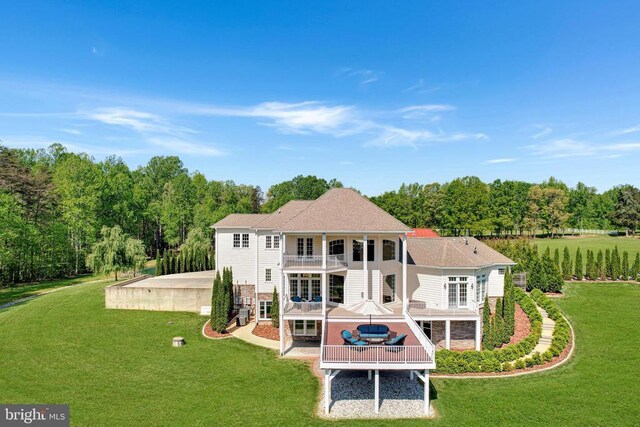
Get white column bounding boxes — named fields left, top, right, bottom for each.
left=410, top=370, right=414, bottom=380
left=363, top=235, right=368, bottom=300
left=424, top=369, right=430, bottom=415
left=279, top=233, right=285, bottom=355
left=368, top=370, right=372, bottom=381
left=475, top=319, right=481, bottom=351
left=321, top=273, right=327, bottom=313
left=402, top=234, right=408, bottom=311
left=374, top=369, right=380, bottom=413
left=445, top=320, right=451, bottom=350
left=322, top=233, right=327, bottom=269
left=324, top=369, right=331, bottom=414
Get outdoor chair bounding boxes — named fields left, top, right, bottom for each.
left=313, top=296, right=322, bottom=303
left=341, top=330, right=368, bottom=346
left=291, top=296, right=303, bottom=302
left=383, top=334, right=407, bottom=352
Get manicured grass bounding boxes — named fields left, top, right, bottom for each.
left=0, top=275, right=111, bottom=306
left=1, top=281, right=639, bottom=425
left=534, top=235, right=640, bottom=260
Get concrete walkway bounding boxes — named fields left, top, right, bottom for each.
left=515, top=305, right=555, bottom=361
left=229, top=322, right=279, bottom=350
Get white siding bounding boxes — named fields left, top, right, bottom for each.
left=216, top=228, right=257, bottom=285
left=345, top=270, right=364, bottom=305
left=257, top=231, right=281, bottom=294
left=487, top=266, right=506, bottom=297
left=410, top=266, right=445, bottom=308
left=370, top=269, right=381, bottom=303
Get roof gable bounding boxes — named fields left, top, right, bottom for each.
left=407, top=237, right=515, bottom=268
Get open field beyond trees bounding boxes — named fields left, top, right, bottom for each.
left=0, top=281, right=639, bottom=425
left=533, top=235, right=640, bottom=267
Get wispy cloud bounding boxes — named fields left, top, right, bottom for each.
left=58, top=128, right=82, bottom=135
left=1, top=136, right=144, bottom=157
left=612, top=124, right=640, bottom=136
left=486, top=158, right=516, bottom=164
left=531, top=125, right=552, bottom=139
left=334, top=67, right=383, bottom=86
left=86, top=107, right=196, bottom=137
left=527, top=138, right=640, bottom=159
left=397, top=104, right=456, bottom=120
left=339, top=160, right=354, bottom=165
left=402, top=78, right=441, bottom=94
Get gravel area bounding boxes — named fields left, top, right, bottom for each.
left=320, top=371, right=434, bottom=419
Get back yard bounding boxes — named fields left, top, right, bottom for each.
left=533, top=235, right=640, bottom=264
left=0, top=281, right=638, bottom=426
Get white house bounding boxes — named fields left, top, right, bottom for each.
left=213, top=188, right=514, bottom=414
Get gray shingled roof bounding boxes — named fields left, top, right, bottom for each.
left=254, top=200, right=314, bottom=229
left=277, top=188, right=412, bottom=233
left=212, top=213, right=270, bottom=228
left=407, top=236, right=515, bottom=268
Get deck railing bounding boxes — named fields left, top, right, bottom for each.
left=403, top=311, right=436, bottom=360
left=282, top=254, right=347, bottom=269
left=408, top=300, right=480, bottom=316
left=322, top=345, right=432, bottom=364
left=284, top=299, right=323, bottom=315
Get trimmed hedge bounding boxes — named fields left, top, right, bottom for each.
left=530, top=289, right=571, bottom=357
left=434, top=288, right=542, bottom=374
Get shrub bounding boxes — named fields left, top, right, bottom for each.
left=482, top=295, right=491, bottom=350
left=611, top=246, right=621, bottom=280
left=514, top=359, right=526, bottom=370
left=561, top=247, right=572, bottom=280
left=502, top=361, right=514, bottom=372
left=525, top=357, right=535, bottom=368
left=271, top=287, right=279, bottom=328
left=530, top=289, right=571, bottom=359
left=605, top=248, right=612, bottom=279
left=210, top=271, right=228, bottom=333
left=622, top=251, right=629, bottom=280
left=596, top=250, right=604, bottom=280
left=542, top=350, right=554, bottom=362
left=574, top=248, right=583, bottom=280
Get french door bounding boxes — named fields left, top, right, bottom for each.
left=290, top=274, right=321, bottom=301
left=297, top=237, right=313, bottom=257
left=447, top=280, right=469, bottom=308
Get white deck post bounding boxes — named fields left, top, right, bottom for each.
left=445, top=319, right=451, bottom=350
left=321, top=233, right=327, bottom=317
left=363, top=235, right=368, bottom=300
left=368, top=370, right=372, bottom=381
left=402, top=234, right=407, bottom=312
left=322, top=233, right=327, bottom=269
left=475, top=319, right=481, bottom=351
left=424, top=369, right=430, bottom=415
left=324, top=369, right=331, bottom=414
left=279, top=233, right=285, bottom=355
left=410, top=370, right=414, bottom=380
left=374, top=369, right=380, bottom=413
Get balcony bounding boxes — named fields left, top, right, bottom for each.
left=407, top=300, right=480, bottom=319
left=283, top=295, right=323, bottom=317
left=282, top=254, right=347, bottom=270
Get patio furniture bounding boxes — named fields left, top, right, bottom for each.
left=383, top=334, right=407, bottom=346
left=291, top=296, right=303, bottom=302
left=313, top=296, right=322, bottom=303
left=356, top=324, right=390, bottom=340
left=341, top=330, right=368, bottom=346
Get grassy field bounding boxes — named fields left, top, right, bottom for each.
left=534, top=235, right=640, bottom=265
left=0, top=281, right=638, bottom=426
left=0, top=275, right=112, bottom=306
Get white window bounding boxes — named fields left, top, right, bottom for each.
left=476, top=275, right=487, bottom=301
left=447, top=276, right=469, bottom=308
left=259, top=301, right=272, bottom=320
left=382, top=240, right=396, bottom=261
left=498, top=268, right=506, bottom=275
left=266, top=235, right=272, bottom=249
left=233, top=234, right=240, bottom=248
left=420, top=321, right=432, bottom=340
left=329, top=239, right=344, bottom=256
left=329, top=274, right=344, bottom=304
left=273, top=236, right=280, bottom=249
left=293, top=320, right=317, bottom=336
left=383, top=274, right=396, bottom=303
left=265, top=268, right=272, bottom=282
left=242, top=233, right=249, bottom=248
left=297, top=237, right=313, bottom=256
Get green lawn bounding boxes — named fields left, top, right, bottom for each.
left=534, top=235, right=640, bottom=265
left=0, top=275, right=112, bottom=306
left=0, top=281, right=638, bottom=426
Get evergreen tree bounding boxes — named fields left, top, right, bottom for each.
left=271, top=287, right=279, bottom=328
left=605, top=249, right=612, bottom=279
left=585, top=250, right=594, bottom=280
left=622, top=251, right=629, bottom=280
left=210, top=271, right=228, bottom=333
left=611, top=246, right=621, bottom=280
left=156, top=251, right=161, bottom=276
left=554, top=248, right=560, bottom=270
left=482, top=296, right=492, bottom=350
left=574, top=248, right=583, bottom=280
left=596, top=250, right=604, bottom=280
left=631, top=253, right=640, bottom=281
left=542, top=249, right=564, bottom=292
left=503, top=270, right=515, bottom=336
left=163, top=253, right=169, bottom=276
left=561, top=247, right=573, bottom=280
left=222, top=267, right=235, bottom=317
left=495, top=297, right=506, bottom=343
left=528, top=256, right=544, bottom=291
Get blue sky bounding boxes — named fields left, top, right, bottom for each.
left=2, top=1, right=640, bottom=195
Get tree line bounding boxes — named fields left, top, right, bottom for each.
left=370, top=177, right=640, bottom=237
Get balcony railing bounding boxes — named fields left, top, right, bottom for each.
left=408, top=300, right=480, bottom=316
left=282, top=254, right=347, bottom=269
left=284, top=295, right=323, bottom=316
left=322, top=345, right=432, bottom=365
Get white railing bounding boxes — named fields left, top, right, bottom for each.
left=408, top=301, right=479, bottom=316
left=403, top=312, right=436, bottom=361
left=282, top=254, right=347, bottom=269
left=284, top=300, right=323, bottom=315
left=322, top=345, right=432, bottom=364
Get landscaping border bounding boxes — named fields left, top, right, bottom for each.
left=201, top=319, right=234, bottom=340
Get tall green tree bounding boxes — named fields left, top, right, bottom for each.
left=482, top=296, right=492, bottom=350
left=261, top=175, right=342, bottom=213
left=86, top=226, right=145, bottom=281
left=605, top=249, right=612, bottom=279
left=271, top=287, right=280, bottom=328
left=621, top=251, right=629, bottom=280
left=596, top=250, right=604, bottom=280
left=574, top=248, right=583, bottom=280
left=610, top=185, right=640, bottom=235
left=561, top=247, right=573, bottom=280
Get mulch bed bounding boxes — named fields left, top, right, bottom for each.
left=252, top=323, right=280, bottom=341
left=499, top=303, right=531, bottom=348
left=203, top=320, right=232, bottom=339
